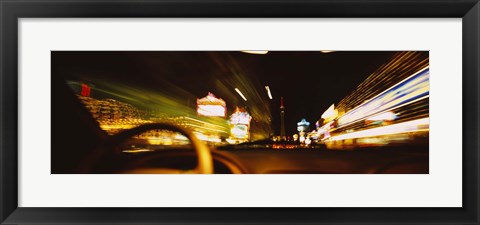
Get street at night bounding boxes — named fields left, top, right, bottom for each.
left=51, top=51, right=429, bottom=174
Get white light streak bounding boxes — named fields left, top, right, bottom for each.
left=337, top=94, right=429, bottom=129
left=329, top=118, right=429, bottom=141
left=366, top=111, right=397, bottom=121
left=265, top=86, right=273, bottom=99
left=235, top=88, right=247, bottom=101
left=340, top=66, right=429, bottom=119
left=337, top=67, right=429, bottom=127
left=240, top=50, right=268, bottom=54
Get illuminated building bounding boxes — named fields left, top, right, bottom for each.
left=280, top=97, right=286, bottom=139
left=227, top=107, right=252, bottom=143
left=77, top=95, right=149, bottom=134
left=321, top=51, right=429, bottom=148
left=335, top=52, right=429, bottom=116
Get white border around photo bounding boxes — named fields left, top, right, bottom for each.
left=18, top=18, right=462, bottom=207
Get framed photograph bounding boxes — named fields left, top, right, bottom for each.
left=1, top=0, right=479, bottom=224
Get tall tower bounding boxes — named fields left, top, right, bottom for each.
left=280, top=97, right=286, bottom=138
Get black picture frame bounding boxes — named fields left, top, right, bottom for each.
left=1, top=0, right=479, bottom=224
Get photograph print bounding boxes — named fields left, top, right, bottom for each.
left=52, top=51, right=429, bottom=174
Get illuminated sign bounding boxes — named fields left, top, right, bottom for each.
left=231, top=124, right=249, bottom=139
left=229, top=108, right=252, bottom=140
left=230, top=111, right=252, bottom=125
left=297, top=118, right=310, bottom=132
left=81, top=83, right=91, bottom=97
left=197, top=92, right=226, bottom=117
left=197, top=105, right=226, bottom=117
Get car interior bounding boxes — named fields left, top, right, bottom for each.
left=52, top=76, right=428, bottom=174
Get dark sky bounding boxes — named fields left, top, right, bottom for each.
left=52, top=51, right=397, bottom=135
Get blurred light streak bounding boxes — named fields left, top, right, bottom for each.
left=329, top=118, right=429, bottom=141
left=265, top=86, right=273, bottom=99
left=122, top=149, right=154, bottom=153
left=366, top=111, right=397, bottom=121
left=182, top=117, right=227, bottom=129
left=235, top=88, right=248, bottom=101
left=336, top=52, right=429, bottom=115
left=338, top=67, right=429, bottom=127
left=320, top=50, right=335, bottom=53
left=194, top=132, right=222, bottom=143
left=240, top=51, right=268, bottom=54
left=321, top=104, right=338, bottom=121
left=184, top=123, right=228, bottom=133
left=340, top=94, right=428, bottom=129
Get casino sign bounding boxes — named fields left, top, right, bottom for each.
left=196, top=92, right=227, bottom=117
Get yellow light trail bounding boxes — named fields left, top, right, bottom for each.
left=181, top=117, right=227, bottom=129
left=185, top=123, right=229, bottom=133
left=122, top=149, right=154, bottom=153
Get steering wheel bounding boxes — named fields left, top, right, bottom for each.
left=82, top=123, right=214, bottom=174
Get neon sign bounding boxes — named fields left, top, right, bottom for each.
left=81, top=83, right=91, bottom=97
left=196, top=92, right=226, bottom=117
left=230, top=111, right=252, bottom=125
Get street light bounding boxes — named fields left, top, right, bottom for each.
left=235, top=88, right=247, bottom=101
left=265, top=86, right=273, bottom=99
left=240, top=51, right=268, bottom=55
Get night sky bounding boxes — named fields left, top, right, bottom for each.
left=52, top=51, right=397, bottom=136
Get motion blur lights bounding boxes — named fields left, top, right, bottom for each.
left=122, top=149, right=153, bottom=153
left=338, top=67, right=429, bottom=126
left=320, top=50, right=336, bottom=53
left=235, top=88, right=248, bottom=101
left=300, top=136, right=306, bottom=143
left=265, top=86, right=273, bottom=99
left=329, top=117, right=429, bottom=141
left=194, top=132, right=222, bottom=143
left=305, top=138, right=312, bottom=145
left=366, top=111, right=397, bottom=121
left=240, top=51, right=268, bottom=54
left=321, top=104, right=338, bottom=120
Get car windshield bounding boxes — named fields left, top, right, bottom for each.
left=53, top=51, right=429, bottom=151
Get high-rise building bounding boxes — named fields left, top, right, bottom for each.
left=280, top=97, right=286, bottom=138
